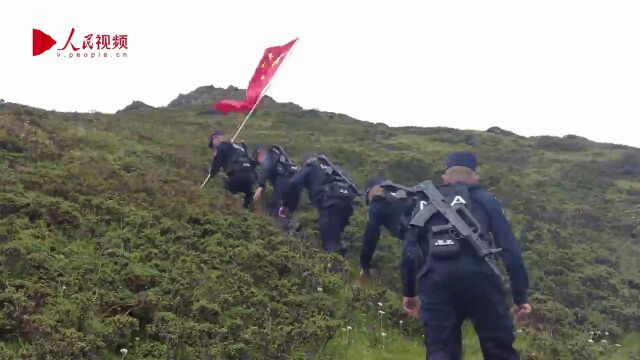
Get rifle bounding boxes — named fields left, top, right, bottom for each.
left=378, top=180, right=414, bottom=199
left=410, top=180, right=504, bottom=280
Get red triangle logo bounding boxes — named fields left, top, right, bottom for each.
left=33, top=29, right=57, bottom=56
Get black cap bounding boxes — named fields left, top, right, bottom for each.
left=445, top=152, right=477, bottom=171
left=208, top=130, right=224, bottom=148
left=365, top=176, right=385, bottom=194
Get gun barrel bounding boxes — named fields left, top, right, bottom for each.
left=485, top=257, right=504, bottom=281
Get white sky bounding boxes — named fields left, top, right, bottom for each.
left=2, top=0, right=639, bottom=147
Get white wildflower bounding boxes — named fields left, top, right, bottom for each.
left=615, top=344, right=621, bottom=347
left=588, top=339, right=594, bottom=343
left=347, top=326, right=352, bottom=330
left=378, top=310, right=385, bottom=315
left=317, top=287, right=323, bottom=292
left=381, top=332, right=387, bottom=337
left=378, top=302, right=383, bottom=307
left=601, top=339, right=607, bottom=344
left=399, top=320, right=403, bottom=325
left=120, top=348, right=128, bottom=357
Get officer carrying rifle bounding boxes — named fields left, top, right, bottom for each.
left=385, top=152, right=531, bottom=360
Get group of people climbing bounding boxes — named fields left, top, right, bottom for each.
left=207, top=130, right=358, bottom=253
left=205, top=130, right=532, bottom=360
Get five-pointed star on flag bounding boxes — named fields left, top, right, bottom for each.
left=257, top=52, right=286, bottom=81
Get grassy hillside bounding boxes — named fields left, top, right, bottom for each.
left=1, top=86, right=639, bottom=359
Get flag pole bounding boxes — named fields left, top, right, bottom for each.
left=230, top=97, right=262, bottom=142
left=200, top=174, right=211, bottom=189
left=229, top=37, right=299, bottom=143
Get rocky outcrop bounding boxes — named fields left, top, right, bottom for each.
left=167, top=85, right=245, bottom=108
left=117, top=101, right=156, bottom=114
left=486, top=126, right=517, bottom=136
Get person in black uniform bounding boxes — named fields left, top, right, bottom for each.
left=401, top=152, right=532, bottom=360
left=280, top=154, right=357, bottom=254
left=207, top=130, right=256, bottom=208
left=253, top=144, right=301, bottom=227
left=360, top=176, right=413, bottom=279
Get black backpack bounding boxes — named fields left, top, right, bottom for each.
left=405, top=183, right=490, bottom=265
left=269, top=145, right=300, bottom=177
left=224, top=143, right=253, bottom=174
left=313, top=155, right=360, bottom=201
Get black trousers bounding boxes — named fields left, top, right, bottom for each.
left=419, top=261, right=519, bottom=360
left=266, top=176, right=299, bottom=228
left=265, top=176, right=290, bottom=215
left=317, top=200, right=354, bottom=254
left=225, top=171, right=256, bottom=208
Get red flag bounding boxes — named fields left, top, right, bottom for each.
left=214, top=99, right=253, bottom=113
left=215, top=38, right=297, bottom=113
